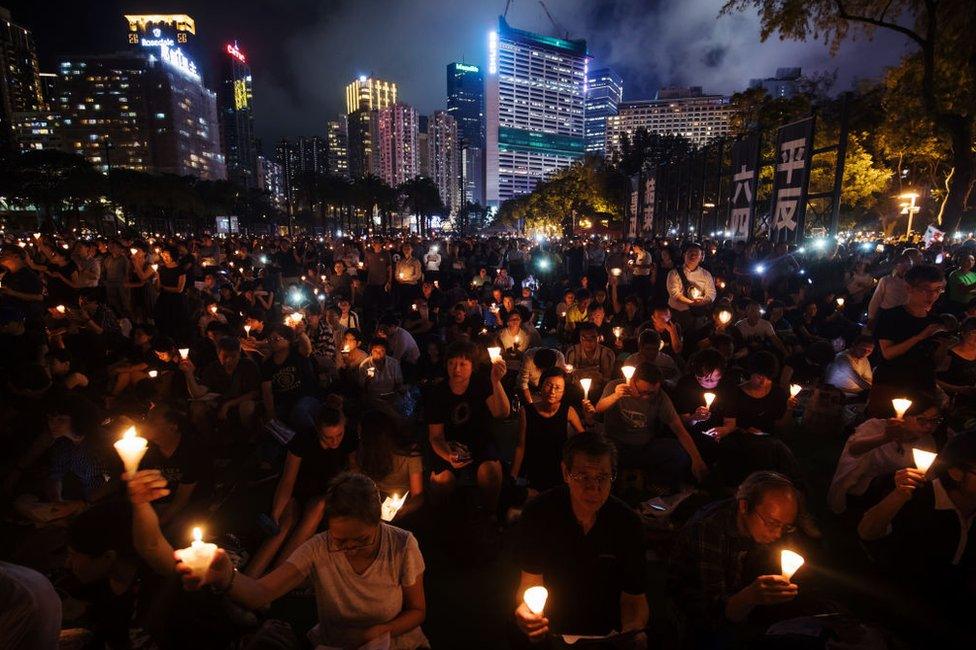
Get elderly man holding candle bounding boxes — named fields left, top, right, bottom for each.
left=513, top=433, right=648, bottom=647
left=667, top=471, right=804, bottom=646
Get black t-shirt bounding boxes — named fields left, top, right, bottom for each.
left=425, top=373, right=493, bottom=448
left=873, top=305, right=939, bottom=389
left=783, top=353, right=826, bottom=387
left=1, top=266, right=43, bottom=317
left=670, top=374, right=733, bottom=431
left=261, top=351, right=315, bottom=416
left=728, top=384, right=787, bottom=433
left=517, top=485, right=647, bottom=635
left=142, top=435, right=209, bottom=504
left=288, top=424, right=358, bottom=499
left=273, top=249, right=299, bottom=277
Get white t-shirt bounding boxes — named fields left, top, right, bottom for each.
left=826, top=418, right=934, bottom=514
left=734, top=318, right=776, bottom=344
left=423, top=252, right=441, bottom=271
left=286, top=524, right=428, bottom=649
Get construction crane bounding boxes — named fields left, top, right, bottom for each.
left=538, top=0, right=569, bottom=39
left=504, top=0, right=514, bottom=18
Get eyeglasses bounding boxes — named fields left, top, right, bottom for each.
left=752, top=509, right=796, bottom=534
left=327, top=529, right=377, bottom=552
left=568, top=472, right=615, bottom=488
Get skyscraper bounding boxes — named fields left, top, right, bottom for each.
left=604, top=87, right=732, bottom=155
left=427, top=110, right=461, bottom=216
left=485, top=17, right=588, bottom=207
left=0, top=7, right=44, bottom=151
left=585, top=67, right=622, bottom=156
left=447, top=62, right=485, bottom=205
left=296, top=135, right=327, bottom=176
left=56, top=50, right=225, bottom=179
left=218, top=42, right=258, bottom=188
left=275, top=138, right=301, bottom=212
left=345, top=75, right=397, bottom=179
left=369, top=102, right=418, bottom=188
left=326, top=116, right=349, bottom=177
left=257, top=154, right=286, bottom=211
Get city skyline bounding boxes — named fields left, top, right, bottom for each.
left=6, top=0, right=910, bottom=149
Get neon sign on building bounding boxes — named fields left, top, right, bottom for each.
left=159, top=43, right=200, bottom=81
left=226, top=43, right=246, bottom=64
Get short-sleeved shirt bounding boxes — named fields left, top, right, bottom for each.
left=364, top=249, right=392, bottom=286
left=517, top=486, right=646, bottom=635
left=669, top=374, right=732, bottom=431
left=200, top=357, right=261, bottom=399
left=727, top=384, right=788, bottom=433
left=261, top=351, right=315, bottom=416
left=286, top=524, right=428, bottom=649
left=873, top=305, right=939, bottom=389
left=600, top=379, right=678, bottom=447
left=288, top=425, right=358, bottom=499
left=373, top=452, right=424, bottom=497
left=142, top=435, right=208, bottom=504
left=424, top=373, right=493, bottom=448
left=0, top=267, right=43, bottom=318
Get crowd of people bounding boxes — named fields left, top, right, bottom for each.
left=0, top=229, right=974, bottom=649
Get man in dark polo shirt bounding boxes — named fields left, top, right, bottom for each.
left=513, top=433, right=648, bottom=647
left=364, top=239, right=392, bottom=323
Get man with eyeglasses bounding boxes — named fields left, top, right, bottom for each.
left=869, top=264, right=948, bottom=418
left=666, top=471, right=802, bottom=645
left=513, top=433, right=649, bottom=648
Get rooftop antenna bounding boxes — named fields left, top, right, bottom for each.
left=538, top=0, right=569, bottom=39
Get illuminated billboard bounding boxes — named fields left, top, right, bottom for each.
left=226, top=43, right=246, bottom=64
left=234, top=79, right=249, bottom=110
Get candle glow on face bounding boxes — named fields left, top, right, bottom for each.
left=892, top=398, right=912, bottom=420
left=912, top=448, right=937, bottom=472
left=704, top=392, right=716, bottom=408
left=523, top=585, right=549, bottom=615
left=781, top=549, right=805, bottom=580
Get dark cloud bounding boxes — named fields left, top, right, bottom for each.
left=11, top=0, right=914, bottom=150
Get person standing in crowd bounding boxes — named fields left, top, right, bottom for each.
left=364, top=239, right=393, bottom=323
left=667, top=243, right=716, bottom=334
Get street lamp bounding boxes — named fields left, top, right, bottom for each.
left=897, top=191, right=920, bottom=238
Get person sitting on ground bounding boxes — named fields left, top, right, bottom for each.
left=565, top=322, right=616, bottom=398
left=824, top=335, right=875, bottom=399
left=377, top=313, right=421, bottom=368
left=667, top=471, right=803, bottom=646
left=246, top=395, right=357, bottom=577
left=140, top=405, right=209, bottom=531
left=517, top=346, right=567, bottom=404
left=355, top=409, right=425, bottom=524
left=733, top=300, right=788, bottom=358
left=621, top=329, right=680, bottom=386
left=513, top=433, right=648, bottom=647
left=425, top=340, right=509, bottom=515
left=594, top=363, right=708, bottom=488
left=827, top=394, right=942, bottom=515
left=182, top=336, right=261, bottom=441
left=358, top=337, right=405, bottom=409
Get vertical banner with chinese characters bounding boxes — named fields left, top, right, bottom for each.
left=642, top=177, right=656, bottom=236
left=729, top=134, right=760, bottom=241
left=629, top=189, right=639, bottom=238
left=770, top=117, right=815, bottom=242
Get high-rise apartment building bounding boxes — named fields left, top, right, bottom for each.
left=604, top=87, right=732, bottom=156
left=256, top=154, right=285, bottom=211
left=275, top=138, right=300, bottom=211
left=585, top=67, right=622, bottom=156
left=485, top=17, right=588, bottom=206
left=296, top=135, right=327, bottom=176
left=748, top=67, right=802, bottom=99
left=325, top=116, right=349, bottom=177
left=217, top=42, right=257, bottom=188
left=345, top=76, right=397, bottom=179
left=427, top=110, right=460, bottom=216
left=369, top=102, right=418, bottom=188
left=447, top=62, right=485, bottom=205
left=0, top=7, right=44, bottom=151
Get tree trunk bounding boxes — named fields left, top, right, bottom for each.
left=944, top=117, right=975, bottom=231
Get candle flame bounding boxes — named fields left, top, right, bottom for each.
left=192, top=527, right=202, bottom=543
left=523, top=586, right=549, bottom=615
left=892, top=398, right=912, bottom=419
left=621, top=366, right=636, bottom=382
left=704, top=392, right=716, bottom=408
left=913, top=448, right=937, bottom=472
left=789, top=384, right=802, bottom=398
left=122, top=425, right=137, bottom=440
left=781, top=549, right=805, bottom=580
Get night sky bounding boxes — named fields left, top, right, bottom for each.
left=8, top=0, right=911, bottom=151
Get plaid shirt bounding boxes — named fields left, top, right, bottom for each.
left=308, top=319, right=337, bottom=360
left=666, top=499, right=778, bottom=628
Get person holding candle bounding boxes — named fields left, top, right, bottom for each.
left=426, top=340, right=510, bottom=514
left=357, top=337, right=405, bottom=408
left=153, top=245, right=190, bottom=343
left=667, top=471, right=802, bottom=645
left=827, top=394, right=942, bottom=514
left=363, top=239, right=393, bottom=324
left=564, top=323, right=616, bottom=398
left=666, top=243, right=716, bottom=335
left=493, top=308, right=531, bottom=375
left=594, top=363, right=708, bottom=487
left=511, top=368, right=589, bottom=498
left=513, top=433, right=648, bottom=645
left=179, top=473, right=430, bottom=649
left=732, top=301, right=788, bottom=358
left=824, top=335, right=875, bottom=399
left=0, top=246, right=45, bottom=321
left=395, top=243, right=423, bottom=313
left=260, top=324, right=318, bottom=432
left=517, top=346, right=569, bottom=405
left=140, top=405, right=208, bottom=530
left=857, top=432, right=976, bottom=631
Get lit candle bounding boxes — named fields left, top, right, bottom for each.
left=621, top=365, right=636, bottom=384
left=523, top=586, right=548, bottom=616
left=912, top=448, right=937, bottom=472
left=689, top=286, right=702, bottom=299
left=892, top=398, right=912, bottom=420
left=114, top=425, right=148, bottom=475
left=718, top=280, right=727, bottom=290
left=130, top=247, right=138, bottom=255
left=175, top=527, right=218, bottom=577
left=151, top=263, right=159, bottom=272
left=718, top=310, right=732, bottom=324
left=564, top=364, right=574, bottom=374
left=148, top=370, right=158, bottom=379
left=789, top=384, right=802, bottom=398
left=380, top=493, right=408, bottom=522
left=367, top=367, right=376, bottom=378
left=703, top=392, right=716, bottom=409
left=836, top=297, right=845, bottom=308
left=781, top=549, right=805, bottom=580
left=243, top=324, right=251, bottom=336
left=342, top=344, right=350, bottom=353
left=580, top=377, right=592, bottom=400
left=209, top=304, right=218, bottom=315
left=56, top=304, right=66, bottom=314
left=178, top=348, right=189, bottom=360
left=611, top=267, right=622, bottom=277
left=613, top=326, right=624, bottom=339
left=487, top=347, right=502, bottom=362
